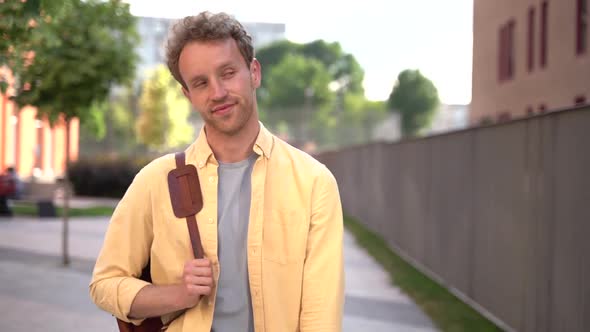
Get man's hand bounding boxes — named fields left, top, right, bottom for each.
left=178, top=258, right=214, bottom=309
left=128, top=258, right=214, bottom=319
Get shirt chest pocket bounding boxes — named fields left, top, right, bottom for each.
left=262, top=209, right=307, bottom=265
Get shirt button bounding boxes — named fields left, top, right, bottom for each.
left=208, top=217, right=214, bottom=224
left=209, top=176, right=215, bottom=183
left=198, top=162, right=204, bottom=168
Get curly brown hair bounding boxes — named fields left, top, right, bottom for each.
left=166, top=12, right=254, bottom=89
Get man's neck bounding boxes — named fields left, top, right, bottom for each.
left=206, top=120, right=260, bottom=164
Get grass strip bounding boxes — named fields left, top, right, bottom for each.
left=344, top=215, right=503, bottom=332
left=12, top=204, right=114, bottom=217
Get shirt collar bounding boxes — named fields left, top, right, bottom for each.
left=187, top=122, right=274, bottom=169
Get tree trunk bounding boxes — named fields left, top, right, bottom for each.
left=62, top=117, right=70, bottom=266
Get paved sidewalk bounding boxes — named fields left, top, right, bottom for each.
left=0, top=216, right=438, bottom=331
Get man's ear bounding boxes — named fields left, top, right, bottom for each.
left=250, top=58, right=261, bottom=88
left=182, top=87, right=190, bottom=101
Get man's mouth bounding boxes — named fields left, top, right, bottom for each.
left=212, top=103, right=235, bottom=115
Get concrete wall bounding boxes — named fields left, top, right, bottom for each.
left=317, top=106, right=590, bottom=331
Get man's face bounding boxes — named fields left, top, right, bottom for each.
left=179, top=38, right=261, bottom=137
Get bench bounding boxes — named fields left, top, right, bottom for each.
left=11, top=181, right=61, bottom=218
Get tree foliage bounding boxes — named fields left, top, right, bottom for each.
left=136, top=65, right=193, bottom=151
left=387, top=69, right=440, bottom=137
left=1, top=0, right=72, bottom=92
left=257, top=39, right=364, bottom=106
left=300, top=40, right=364, bottom=94
left=3, top=0, right=138, bottom=124
left=79, top=84, right=140, bottom=156
left=263, top=54, right=334, bottom=142
left=256, top=39, right=373, bottom=148
left=1, top=0, right=138, bottom=266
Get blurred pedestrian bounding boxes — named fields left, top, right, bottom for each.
left=90, top=11, right=344, bottom=332
left=0, top=166, right=20, bottom=217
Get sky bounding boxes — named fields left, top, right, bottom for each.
left=125, top=0, right=473, bottom=105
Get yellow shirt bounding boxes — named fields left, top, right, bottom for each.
left=90, top=124, right=344, bottom=332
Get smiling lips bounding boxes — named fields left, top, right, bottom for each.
left=212, top=103, right=236, bottom=115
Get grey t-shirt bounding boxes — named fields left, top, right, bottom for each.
left=212, top=154, right=257, bottom=332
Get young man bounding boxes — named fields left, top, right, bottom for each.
left=90, top=11, right=344, bottom=332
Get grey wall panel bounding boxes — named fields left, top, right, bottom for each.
left=398, top=140, right=430, bottom=263
left=426, top=131, right=475, bottom=296
left=382, top=143, right=404, bottom=250
left=316, top=107, right=590, bottom=331
left=521, top=116, right=553, bottom=332
left=549, top=110, right=590, bottom=332
left=471, top=122, right=532, bottom=330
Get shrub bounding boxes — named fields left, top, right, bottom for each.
left=67, top=156, right=151, bottom=198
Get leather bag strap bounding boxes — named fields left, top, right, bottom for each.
left=169, top=152, right=205, bottom=259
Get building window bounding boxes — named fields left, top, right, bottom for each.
left=498, top=20, right=516, bottom=81
left=528, top=7, right=536, bottom=72
left=498, top=26, right=504, bottom=81
left=577, top=0, right=588, bottom=55
left=35, top=120, right=43, bottom=170
left=11, top=115, right=17, bottom=168
left=575, top=95, right=587, bottom=106
left=540, top=1, right=549, bottom=68
left=507, top=20, right=515, bottom=78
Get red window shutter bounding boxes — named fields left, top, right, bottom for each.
left=577, top=0, right=588, bottom=55
left=528, top=7, right=535, bottom=72
left=508, top=20, right=515, bottom=79
left=540, top=1, right=548, bottom=67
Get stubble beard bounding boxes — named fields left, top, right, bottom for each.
left=207, top=98, right=254, bottom=137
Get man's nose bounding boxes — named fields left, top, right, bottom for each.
left=209, top=79, right=228, bottom=101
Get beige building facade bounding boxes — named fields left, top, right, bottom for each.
left=471, top=0, right=590, bottom=124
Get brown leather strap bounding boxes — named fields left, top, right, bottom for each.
left=174, top=152, right=204, bottom=259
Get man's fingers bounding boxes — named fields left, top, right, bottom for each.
left=187, top=284, right=212, bottom=296
left=182, top=259, right=214, bottom=298
left=183, top=275, right=213, bottom=287
left=185, top=265, right=213, bottom=277
left=186, top=258, right=211, bottom=268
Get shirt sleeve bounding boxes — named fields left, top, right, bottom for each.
left=300, top=165, right=345, bottom=331
left=89, top=164, right=157, bottom=325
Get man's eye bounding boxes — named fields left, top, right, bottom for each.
left=223, top=70, right=235, bottom=78
left=193, top=81, right=206, bottom=89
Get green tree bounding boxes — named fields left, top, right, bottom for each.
left=257, top=39, right=368, bottom=148
left=11, top=0, right=138, bottom=123
left=387, top=69, right=440, bottom=137
left=136, top=65, right=193, bottom=151
left=81, top=100, right=108, bottom=140
left=0, top=0, right=74, bottom=92
left=110, top=86, right=140, bottom=152
left=78, top=84, right=141, bottom=156
left=3, top=0, right=138, bottom=265
left=257, top=39, right=364, bottom=100
left=301, top=40, right=364, bottom=94
left=255, top=39, right=299, bottom=81
left=263, top=54, right=335, bottom=142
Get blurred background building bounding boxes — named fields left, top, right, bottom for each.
left=134, top=16, right=285, bottom=84
left=471, top=0, right=590, bottom=124
left=0, top=67, right=79, bottom=180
